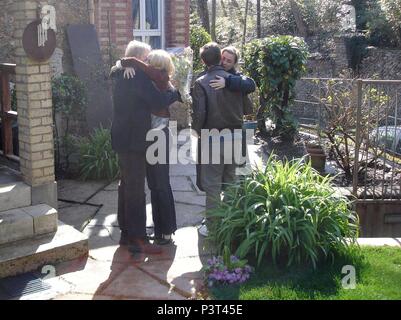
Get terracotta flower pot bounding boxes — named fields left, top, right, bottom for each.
left=306, top=147, right=325, bottom=154
left=308, top=152, right=326, bottom=172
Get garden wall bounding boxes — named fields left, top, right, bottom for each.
left=359, top=47, right=401, bottom=80
left=294, top=36, right=401, bottom=122
left=357, top=201, right=401, bottom=237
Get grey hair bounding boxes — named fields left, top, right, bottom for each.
left=124, top=40, right=151, bottom=58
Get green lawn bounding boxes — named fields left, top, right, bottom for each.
left=209, top=246, right=401, bottom=300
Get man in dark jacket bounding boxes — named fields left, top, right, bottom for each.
left=111, top=40, right=179, bottom=253
left=192, top=42, right=248, bottom=237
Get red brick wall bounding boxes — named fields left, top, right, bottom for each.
left=94, top=0, right=134, bottom=61
left=165, top=0, right=190, bottom=48
left=93, top=0, right=189, bottom=62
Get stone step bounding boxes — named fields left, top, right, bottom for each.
left=0, top=221, right=88, bottom=279
left=0, top=204, right=58, bottom=246
left=0, top=167, right=31, bottom=212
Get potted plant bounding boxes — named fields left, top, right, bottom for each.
left=306, top=141, right=326, bottom=172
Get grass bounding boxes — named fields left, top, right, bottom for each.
left=208, top=246, right=401, bottom=300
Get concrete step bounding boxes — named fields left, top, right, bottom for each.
left=0, top=221, right=88, bottom=279
left=0, top=204, right=58, bottom=246
left=0, top=166, right=31, bottom=212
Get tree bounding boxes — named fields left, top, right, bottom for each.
left=197, top=0, right=210, bottom=33
left=289, top=0, right=308, bottom=37
left=211, top=0, right=217, bottom=41
left=230, top=0, right=245, bottom=25
left=242, top=0, right=250, bottom=50
left=256, top=0, right=261, bottom=38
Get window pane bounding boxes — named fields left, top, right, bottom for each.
left=133, top=36, right=142, bottom=42
left=132, top=0, right=140, bottom=29
left=145, top=36, right=161, bottom=49
left=145, top=0, right=159, bottom=30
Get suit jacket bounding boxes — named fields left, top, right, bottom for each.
left=110, top=68, right=178, bottom=153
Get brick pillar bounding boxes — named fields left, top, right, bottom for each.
left=333, top=35, right=350, bottom=76
left=166, top=0, right=190, bottom=48
left=12, top=0, right=57, bottom=208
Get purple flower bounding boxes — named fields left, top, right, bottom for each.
left=204, top=255, right=253, bottom=287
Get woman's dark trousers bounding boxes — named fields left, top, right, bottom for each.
left=146, top=127, right=177, bottom=238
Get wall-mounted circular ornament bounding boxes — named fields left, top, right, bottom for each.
left=22, top=19, right=56, bottom=62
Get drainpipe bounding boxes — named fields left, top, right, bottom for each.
left=88, top=0, right=95, bottom=25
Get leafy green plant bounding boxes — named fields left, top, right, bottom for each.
left=352, top=0, right=400, bottom=48
left=51, top=74, right=87, bottom=173
left=208, top=155, right=359, bottom=269
left=78, top=127, right=119, bottom=181
left=11, top=85, right=17, bottom=111
left=244, top=36, right=309, bottom=140
left=379, top=0, right=401, bottom=46
left=190, top=25, right=212, bottom=76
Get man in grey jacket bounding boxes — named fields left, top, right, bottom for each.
left=192, top=42, right=248, bottom=236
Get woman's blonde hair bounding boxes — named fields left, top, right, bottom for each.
left=147, top=50, right=175, bottom=76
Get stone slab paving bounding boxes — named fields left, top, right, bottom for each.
left=170, top=176, right=196, bottom=192
left=58, top=204, right=99, bottom=231
left=57, top=257, right=127, bottom=295
left=48, top=224, right=210, bottom=300
left=175, top=203, right=205, bottom=228
left=173, top=191, right=206, bottom=206
left=50, top=229, right=210, bottom=299
left=11, top=153, right=213, bottom=299
left=170, top=163, right=197, bottom=177
left=87, top=190, right=118, bottom=207
left=136, top=257, right=203, bottom=299
left=100, top=266, right=186, bottom=300
left=58, top=180, right=108, bottom=203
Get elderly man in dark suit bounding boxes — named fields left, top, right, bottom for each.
left=110, top=40, right=180, bottom=254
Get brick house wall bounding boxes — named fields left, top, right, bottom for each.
left=165, top=0, right=190, bottom=48
left=93, top=0, right=190, bottom=63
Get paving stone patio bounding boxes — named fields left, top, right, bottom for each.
left=51, top=157, right=214, bottom=300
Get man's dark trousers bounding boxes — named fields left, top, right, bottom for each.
left=117, top=152, right=147, bottom=238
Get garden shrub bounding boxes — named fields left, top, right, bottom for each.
left=379, top=0, right=401, bottom=47
left=190, top=25, right=212, bottom=76
left=78, top=126, right=119, bottom=181
left=244, top=36, right=309, bottom=140
left=208, top=155, right=359, bottom=269
left=352, top=0, right=401, bottom=48
left=51, top=74, right=87, bottom=174
left=318, top=76, right=390, bottom=182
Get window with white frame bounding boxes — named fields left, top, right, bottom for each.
left=132, top=0, right=164, bottom=49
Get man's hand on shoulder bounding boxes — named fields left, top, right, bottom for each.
left=112, top=59, right=136, bottom=79
left=123, top=67, right=135, bottom=79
